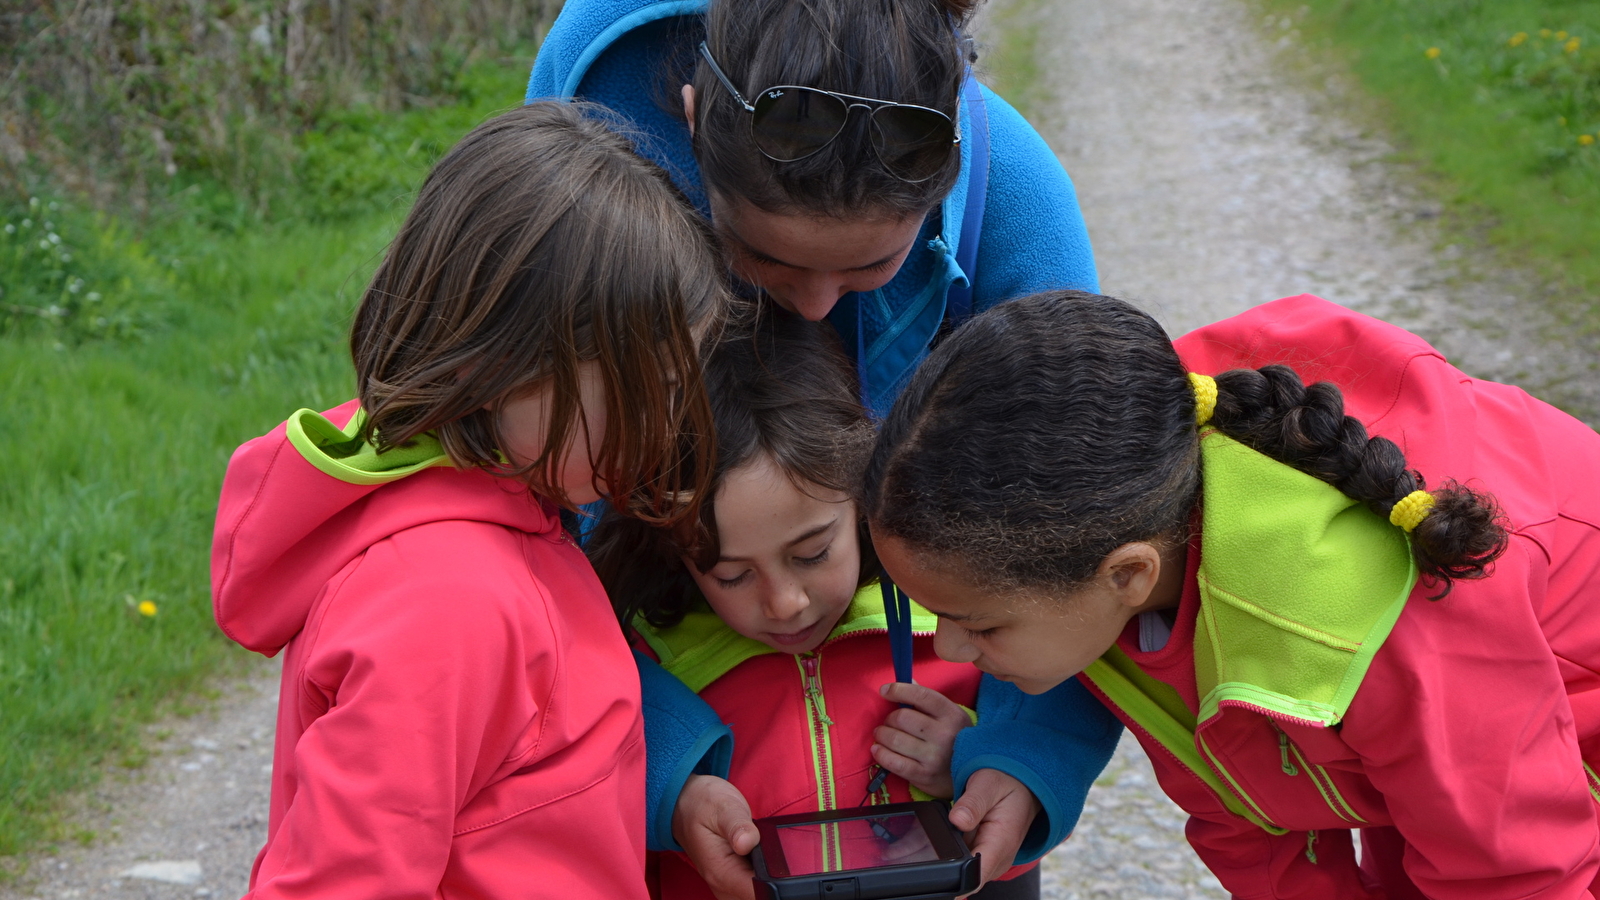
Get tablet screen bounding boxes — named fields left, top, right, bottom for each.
left=776, top=811, right=941, bottom=875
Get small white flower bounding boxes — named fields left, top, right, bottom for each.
left=86, top=292, right=102, bottom=302
left=60, top=252, right=71, bottom=262
left=48, top=233, right=61, bottom=245
left=3, top=224, right=13, bottom=235
left=68, top=282, right=81, bottom=294
left=38, top=239, right=49, bottom=250
left=20, top=218, right=31, bottom=228
left=29, top=197, right=39, bottom=209
left=43, top=221, right=53, bottom=231
left=48, top=201, right=58, bottom=212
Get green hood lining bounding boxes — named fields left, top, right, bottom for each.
left=285, top=407, right=452, bottom=486
left=638, top=585, right=936, bottom=694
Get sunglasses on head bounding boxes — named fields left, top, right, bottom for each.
left=697, top=42, right=960, bottom=184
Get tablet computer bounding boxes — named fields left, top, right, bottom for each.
left=750, top=800, right=981, bottom=900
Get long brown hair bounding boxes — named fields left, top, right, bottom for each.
left=588, top=308, right=878, bottom=630
left=351, top=101, right=728, bottom=522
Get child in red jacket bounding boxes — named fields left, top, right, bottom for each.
left=587, top=312, right=1041, bottom=900
left=865, top=290, right=1600, bottom=899
left=210, top=101, right=727, bottom=899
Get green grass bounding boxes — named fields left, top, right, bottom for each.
left=0, top=56, right=530, bottom=869
left=1261, top=0, right=1600, bottom=317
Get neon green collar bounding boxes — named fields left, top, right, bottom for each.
left=285, top=407, right=452, bottom=485
left=637, top=585, right=937, bottom=693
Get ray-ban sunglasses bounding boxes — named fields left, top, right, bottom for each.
left=697, top=42, right=959, bottom=184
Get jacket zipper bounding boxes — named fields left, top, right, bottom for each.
left=1270, top=722, right=1367, bottom=826
left=1078, top=677, right=1285, bottom=833
left=799, top=653, right=839, bottom=871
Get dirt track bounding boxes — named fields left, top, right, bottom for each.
left=6, top=2, right=1595, bottom=898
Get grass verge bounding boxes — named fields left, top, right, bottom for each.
left=1259, top=0, right=1600, bottom=318
left=0, top=56, right=529, bottom=870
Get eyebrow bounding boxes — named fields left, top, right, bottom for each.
left=728, top=232, right=915, bottom=274
left=717, top=519, right=837, bottom=563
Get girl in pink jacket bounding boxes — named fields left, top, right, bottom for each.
left=210, top=101, right=727, bottom=899
left=586, top=313, right=1043, bottom=900
left=864, top=290, right=1600, bottom=898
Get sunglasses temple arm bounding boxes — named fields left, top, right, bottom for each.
left=697, top=42, right=756, bottom=113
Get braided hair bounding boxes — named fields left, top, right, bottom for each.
left=863, top=291, right=1507, bottom=598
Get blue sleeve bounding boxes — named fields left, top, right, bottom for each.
left=637, top=650, right=734, bottom=852
left=970, top=86, right=1099, bottom=308
left=951, top=675, right=1121, bottom=864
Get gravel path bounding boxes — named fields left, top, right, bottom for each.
left=7, top=2, right=1595, bottom=898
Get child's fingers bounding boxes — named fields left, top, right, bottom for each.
left=873, top=724, right=939, bottom=767
left=880, top=681, right=967, bottom=721
left=882, top=706, right=941, bottom=741
left=870, top=740, right=933, bottom=783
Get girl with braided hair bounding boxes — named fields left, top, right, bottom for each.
left=866, top=291, right=1600, bottom=898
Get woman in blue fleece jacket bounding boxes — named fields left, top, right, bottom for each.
left=527, top=0, right=1119, bottom=896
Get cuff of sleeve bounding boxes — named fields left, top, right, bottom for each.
left=650, top=722, right=734, bottom=852
left=953, top=750, right=1061, bottom=865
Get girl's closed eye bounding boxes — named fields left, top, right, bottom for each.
left=714, top=569, right=752, bottom=589
left=796, top=545, right=831, bottom=566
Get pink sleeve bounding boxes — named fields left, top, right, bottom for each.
left=1341, top=538, right=1599, bottom=899
left=246, top=542, right=547, bottom=898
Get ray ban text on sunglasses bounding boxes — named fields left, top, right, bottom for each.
left=697, top=42, right=960, bottom=184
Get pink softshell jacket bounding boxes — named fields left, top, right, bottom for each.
left=1092, top=296, right=1600, bottom=898
left=211, top=399, right=647, bottom=899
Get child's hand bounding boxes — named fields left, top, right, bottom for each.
left=673, top=775, right=759, bottom=900
left=870, top=682, right=973, bottom=799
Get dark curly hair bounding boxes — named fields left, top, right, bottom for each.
left=588, top=307, right=879, bottom=630
left=864, top=290, right=1507, bottom=598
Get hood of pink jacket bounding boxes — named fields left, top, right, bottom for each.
left=211, top=399, right=557, bottom=656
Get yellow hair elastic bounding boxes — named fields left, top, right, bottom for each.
left=1389, top=490, right=1435, bottom=532
left=1189, top=373, right=1218, bottom=427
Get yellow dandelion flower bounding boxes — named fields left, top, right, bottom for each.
left=1509, top=32, right=1528, bottom=47
left=1565, top=37, right=1581, bottom=53
left=1581, top=134, right=1597, bottom=147
left=1556, top=31, right=1569, bottom=41
left=1541, top=29, right=1553, bottom=39
left=137, top=600, right=158, bottom=617
left=1425, top=46, right=1441, bottom=59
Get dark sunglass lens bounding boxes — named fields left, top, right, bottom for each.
left=870, top=106, right=956, bottom=182
left=750, top=88, right=850, bottom=161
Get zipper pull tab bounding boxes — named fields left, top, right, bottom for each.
left=1278, top=730, right=1299, bottom=776
left=801, top=654, right=834, bottom=726
left=1305, top=830, right=1319, bottom=865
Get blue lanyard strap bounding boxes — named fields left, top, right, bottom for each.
left=880, top=575, right=915, bottom=685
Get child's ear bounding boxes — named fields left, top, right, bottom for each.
left=682, top=85, right=697, bottom=137
left=1098, top=543, right=1162, bottom=609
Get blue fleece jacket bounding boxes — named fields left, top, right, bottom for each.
left=529, top=0, right=1118, bottom=860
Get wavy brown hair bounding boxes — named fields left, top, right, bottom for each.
left=351, top=101, right=728, bottom=522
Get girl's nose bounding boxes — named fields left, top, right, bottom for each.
left=932, top=618, right=978, bottom=664
left=762, top=578, right=811, bottom=622
left=781, top=277, right=850, bottom=322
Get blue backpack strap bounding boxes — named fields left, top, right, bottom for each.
left=945, top=71, right=990, bottom=327
left=880, top=576, right=915, bottom=686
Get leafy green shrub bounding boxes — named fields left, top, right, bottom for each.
left=0, top=195, right=170, bottom=341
